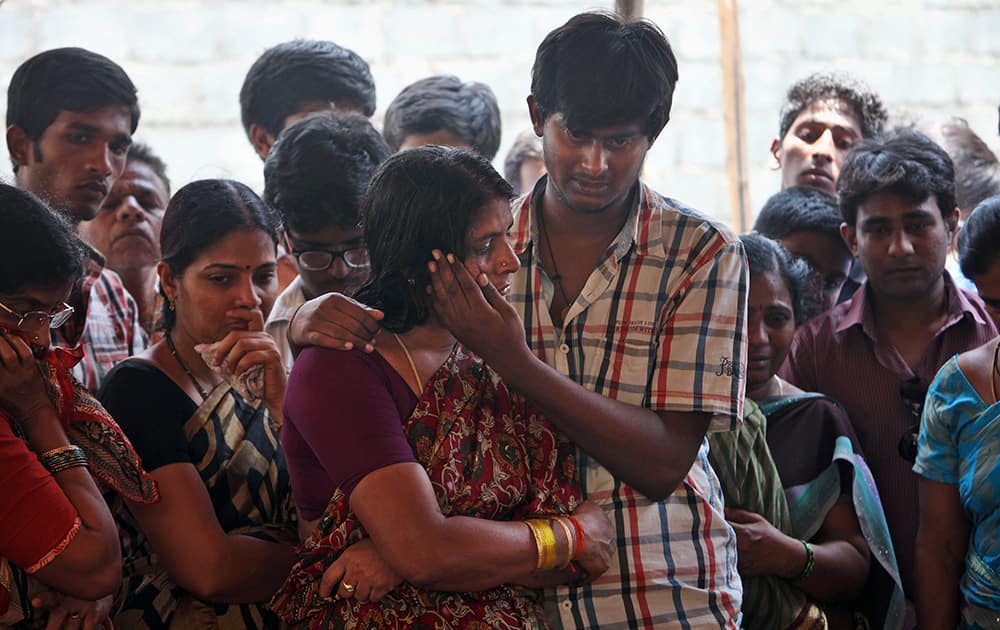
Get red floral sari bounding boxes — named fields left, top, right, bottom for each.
left=0, top=340, right=159, bottom=628
left=271, top=345, right=580, bottom=629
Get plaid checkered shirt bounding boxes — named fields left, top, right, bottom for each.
left=51, top=246, right=147, bottom=393
left=510, top=178, right=747, bottom=629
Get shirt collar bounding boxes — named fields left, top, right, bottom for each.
left=511, top=175, right=644, bottom=264
left=267, top=276, right=306, bottom=325
left=835, top=271, right=987, bottom=338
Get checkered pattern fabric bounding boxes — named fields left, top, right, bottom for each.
left=52, top=247, right=146, bottom=393
left=510, top=178, right=748, bottom=629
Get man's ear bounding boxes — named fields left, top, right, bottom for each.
left=527, top=96, right=544, bottom=137
left=840, top=222, right=859, bottom=258
left=6, top=125, right=32, bottom=169
left=249, top=124, right=275, bottom=161
left=768, top=136, right=783, bottom=171
left=944, top=206, right=961, bottom=236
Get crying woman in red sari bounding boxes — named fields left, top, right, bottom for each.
left=271, top=146, right=614, bottom=629
left=0, top=185, right=158, bottom=629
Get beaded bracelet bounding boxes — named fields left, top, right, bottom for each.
left=792, top=540, right=815, bottom=582
left=39, top=445, right=88, bottom=474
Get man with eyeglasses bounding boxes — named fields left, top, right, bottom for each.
left=781, top=131, right=997, bottom=614
left=262, top=112, right=390, bottom=371
left=6, top=48, right=146, bottom=392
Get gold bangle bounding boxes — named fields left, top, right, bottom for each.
left=527, top=519, right=559, bottom=570
left=526, top=521, right=545, bottom=570
left=552, top=517, right=575, bottom=567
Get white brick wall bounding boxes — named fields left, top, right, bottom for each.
left=1, top=0, right=998, bottom=230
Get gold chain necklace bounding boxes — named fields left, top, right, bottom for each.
left=393, top=333, right=424, bottom=394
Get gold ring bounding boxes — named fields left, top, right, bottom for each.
left=343, top=582, right=355, bottom=593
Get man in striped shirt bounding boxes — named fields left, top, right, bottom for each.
left=6, top=48, right=146, bottom=392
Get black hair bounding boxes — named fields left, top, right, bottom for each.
left=382, top=75, right=502, bottom=160
left=6, top=47, right=140, bottom=173
left=958, top=195, right=1000, bottom=278
left=264, top=112, right=389, bottom=234
left=158, top=179, right=278, bottom=329
left=754, top=186, right=844, bottom=243
left=778, top=72, right=886, bottom=141
left=126, top=141, right=171, bottom=196
left=354, top=146, right=513, bottom=333
left=239, top=39, right=376, bottom=141
left=741, top=233, right=820, bottom=326
left=837, top=130, right=957, bottom=227
left=0, top=184, right=85, bottom=294
left=503, top=130, right=543, bottom=195
left=530, top=11, right=678, bottom=140
left=939, top=118, right=1000, bottom=214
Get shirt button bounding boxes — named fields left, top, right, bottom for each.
left=559, top=343, right=570, bottom=354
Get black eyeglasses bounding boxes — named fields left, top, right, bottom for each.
left=0, top=299, right=75, bottom=331
left=292, top=248, right=369, bottom=272
left=897, top=377, right=928, bottom=462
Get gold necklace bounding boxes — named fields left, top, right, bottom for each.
left=393, top=333, right=423, bottom=394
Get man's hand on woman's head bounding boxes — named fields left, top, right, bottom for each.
left=427, top=250, right=530, bottom=379
left=287, top=293, right=384, bottom=353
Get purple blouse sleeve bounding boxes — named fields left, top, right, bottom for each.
left=283, top=347, right=418, bottom=520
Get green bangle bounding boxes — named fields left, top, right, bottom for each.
left=39, top=445, right=88, bottom=474
left=791, top=539, right=815, bottom=582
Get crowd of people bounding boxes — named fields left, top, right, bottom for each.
left=1, top=8, right=999, bottom=630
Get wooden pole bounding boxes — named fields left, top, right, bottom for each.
left=717, top=0, right=751, bottom=232
left=615, top=0, right=643, bottom=21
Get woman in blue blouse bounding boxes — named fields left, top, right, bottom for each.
left=914, top=336, right=1000, bottom=629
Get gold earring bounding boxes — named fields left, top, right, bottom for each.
left=168, top=298, right=176, bottom=311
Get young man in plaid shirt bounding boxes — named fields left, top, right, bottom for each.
left=6, top=48, right=146, bottom=392
left=289, top=13, right=748, bottom=628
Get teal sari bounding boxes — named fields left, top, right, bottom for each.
left=709, top=395, right=905, bottom=629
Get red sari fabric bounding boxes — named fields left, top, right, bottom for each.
left=271, top=345, right=580, bottom=629
left=0, top=332, right=158, bottom=626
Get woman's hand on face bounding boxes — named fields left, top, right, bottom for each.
left=198, top=309, right=286, bottom=412
left=32, top=591, right=113, bottom=630
left=726, top=508, right=797, bottom=578
left=427, top=251, right=531, bottom=378
left=320, top=538, right=403, bottom=603
left=0, top=329, right=53, bottom=422
left=570, top=500, right=615, bottom=582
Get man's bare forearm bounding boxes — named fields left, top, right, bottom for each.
left=500, top=348, right=709, bottom=500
